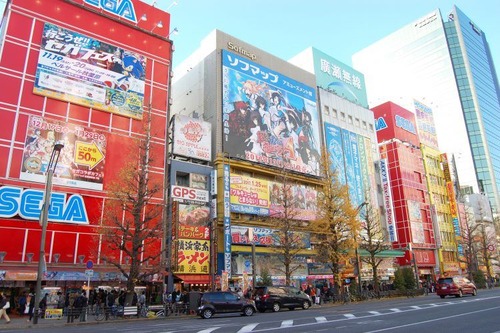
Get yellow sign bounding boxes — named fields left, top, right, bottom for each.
left=45, top=308, right=63, bottom=320
left=75, top=141, right=104, bottom=169
left=175, top=239, right=210, bottom=274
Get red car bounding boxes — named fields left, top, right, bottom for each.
left=436, top=276, right=477, bottom=298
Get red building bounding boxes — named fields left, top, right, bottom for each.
left=0, top=0, right=172, bottom=291
left=373, top=102, right=437, bottom=282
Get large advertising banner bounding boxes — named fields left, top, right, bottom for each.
left=231, top=226, right=311, bottom=248
left=20, top=115, right=106, bottom=190
left=172, top=115, right=212, bottom=161
left=229, top=174, right=317, bottom=220
left=222, top=50, right=321, bottom=176
left=176, top=238, right=210, bottom=274
left=324, top=123, right=346, bottom=184
left=312, top=48, right=368, bottom=108
left=230, top=175, right=270, bottom=215
left=34, top=23, right=147, bottom=119
left=414, top=99, right=438, bottom=150
left=349, top=131, right=364, bottom=207
left=342, top=129, right=357, bottom=202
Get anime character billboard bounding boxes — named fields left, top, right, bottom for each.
left=20, top=115, right=106, bottom=190
left=34, top=23, right=147, bottom=119
left=222, top=50, right=321, bottom=176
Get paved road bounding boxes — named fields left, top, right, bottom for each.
left=1, top=289, right=499, bottom=332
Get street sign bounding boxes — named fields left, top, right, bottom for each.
left=86, top=260, right=93, bottom=269
left=85, top=269, right=93, bottom=277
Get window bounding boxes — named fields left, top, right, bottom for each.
left=348, top=115, right=353, bottom=124
left=355, top=118, right=360, bottom=127
left=324, top=105, right=330, bottom=115
left=332, top=108, right=338, bottom=118
left=176, top=172, right=189, bottom=186
left=340, top=112, right=345, bottom=121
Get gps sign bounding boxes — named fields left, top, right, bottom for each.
left=171, top=185, right=209, bottom=203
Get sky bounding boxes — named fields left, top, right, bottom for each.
left=0, top=0, right=498, bottom=74
left=160, top=0, right=500, bottom=75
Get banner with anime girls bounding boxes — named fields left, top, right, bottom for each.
left=20, top=115, right=106, bottom=190
left=34, top=23, right=147, bottom=119
left=222, top=50, right=321, bottom=176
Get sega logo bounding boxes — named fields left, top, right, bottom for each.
left=0, top=186, right=89, bottom=224
left=171, top=186, right=209, bottom=202
left=84, top=0, right=137, bottom=23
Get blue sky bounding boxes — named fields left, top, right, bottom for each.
left=1, top=0, right=498, bottom=75
left=161, top=0, right=499, bottom=75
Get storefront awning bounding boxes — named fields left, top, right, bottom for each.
left=358, top=249, right=406, bottom=258
left=174, top=274, right=210, bottom=285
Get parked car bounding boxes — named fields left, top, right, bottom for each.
left=197, top=291, right=256, bottom=319
left=254, top=286, right=311, bottom=312
left=436, top=276, right=477, bottom=298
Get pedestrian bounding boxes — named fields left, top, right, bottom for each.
left=310, top=287, right=316, bottom=304
left=39, top=293, right=48, bottom=319
left=27, top=293, right=35, bottom=322
left=18, top=292, right=27, bottom=316
left=0, top=293, right=11, bottom=324
left=315, top=286, right=321, bottom=305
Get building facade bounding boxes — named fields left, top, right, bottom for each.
left=0, top=0, right=173, bottom=292
left=353, top=6, right=500, bottom=214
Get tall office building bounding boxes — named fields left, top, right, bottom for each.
left=352, top=6, right=500, bottom=214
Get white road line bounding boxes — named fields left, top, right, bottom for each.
left=410, top=306, right=421, bottom=309
left=364, top=305, right=500, bottom=333
left=198, top=327, right=221, bottom=333
left=369, top=311, right=382, bottom=315
left=237, top=323, right=259, bottom=333
left=389, top=308, right=402, bottom=312
left=315, top=316, right=327, bottom=322
left=344, top=314, right=356, bottom=319
left=281, top=320, right=294, bottom=327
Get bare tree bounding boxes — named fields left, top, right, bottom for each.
left=268, top=167, right=310, bottom=286
left=96, top=111, right=164, bottom=300
left=476, top=221, right=497, bottom=282
left=459, top=205, right=481, bottom=280
left=358, top=201, right=392, bottom=293
left=311, top=149, right=360, bottom=285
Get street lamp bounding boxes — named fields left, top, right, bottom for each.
left=33, top=141, right=64, bottom=324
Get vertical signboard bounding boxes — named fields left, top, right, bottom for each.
left=324, top=123, right=346, bottom=184
left=379, top=159, right=397, bottom=242
left=223, top=164, right=231, bottom=277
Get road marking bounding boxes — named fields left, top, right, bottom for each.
left=198, top=328, right=221, bottom=333
left=410, top=306, right=421, bottom=309
left=237, top=323, right=259, bottom=333
left=281, top=320, right=293, bottom=327
left=344, top=314, right=356, bottom=318
left=389, top=308, right=401, bottom=312
left=369, top=311, right=381, bottom=315
left=315, top=316, right=327, bottom=322
left=363, top=305, right=500, bottom=333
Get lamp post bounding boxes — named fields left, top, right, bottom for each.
left=33, top=141, right=64, bottom=324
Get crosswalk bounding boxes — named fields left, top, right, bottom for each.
left=181, top=297, right=483, bottom=333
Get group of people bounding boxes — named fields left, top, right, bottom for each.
left=0, top=291, right=49, bottom=323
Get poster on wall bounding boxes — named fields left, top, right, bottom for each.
left=324, top=123, right=346, bottom=184
left=222, top=50, right=321, bottom=176
left=20, top=115, right=106, bottom=190
left=34, top=23, right=147, bottom=119
left=172, top=115, right=212, bottom=161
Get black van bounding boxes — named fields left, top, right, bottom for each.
left=254, top=286, right=311, bottom=312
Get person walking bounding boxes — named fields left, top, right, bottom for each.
left=27, top=293, right=35, bottom=322
left=0, top=293, right=11, bottom=324
left=18, top=292, right=27, bottom=316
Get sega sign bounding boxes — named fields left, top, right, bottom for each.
left=0, top=186, right=89, bottom=224
left=84, top=0, right=138, bottom=23
left=171, top=185, right=209, bottom=203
